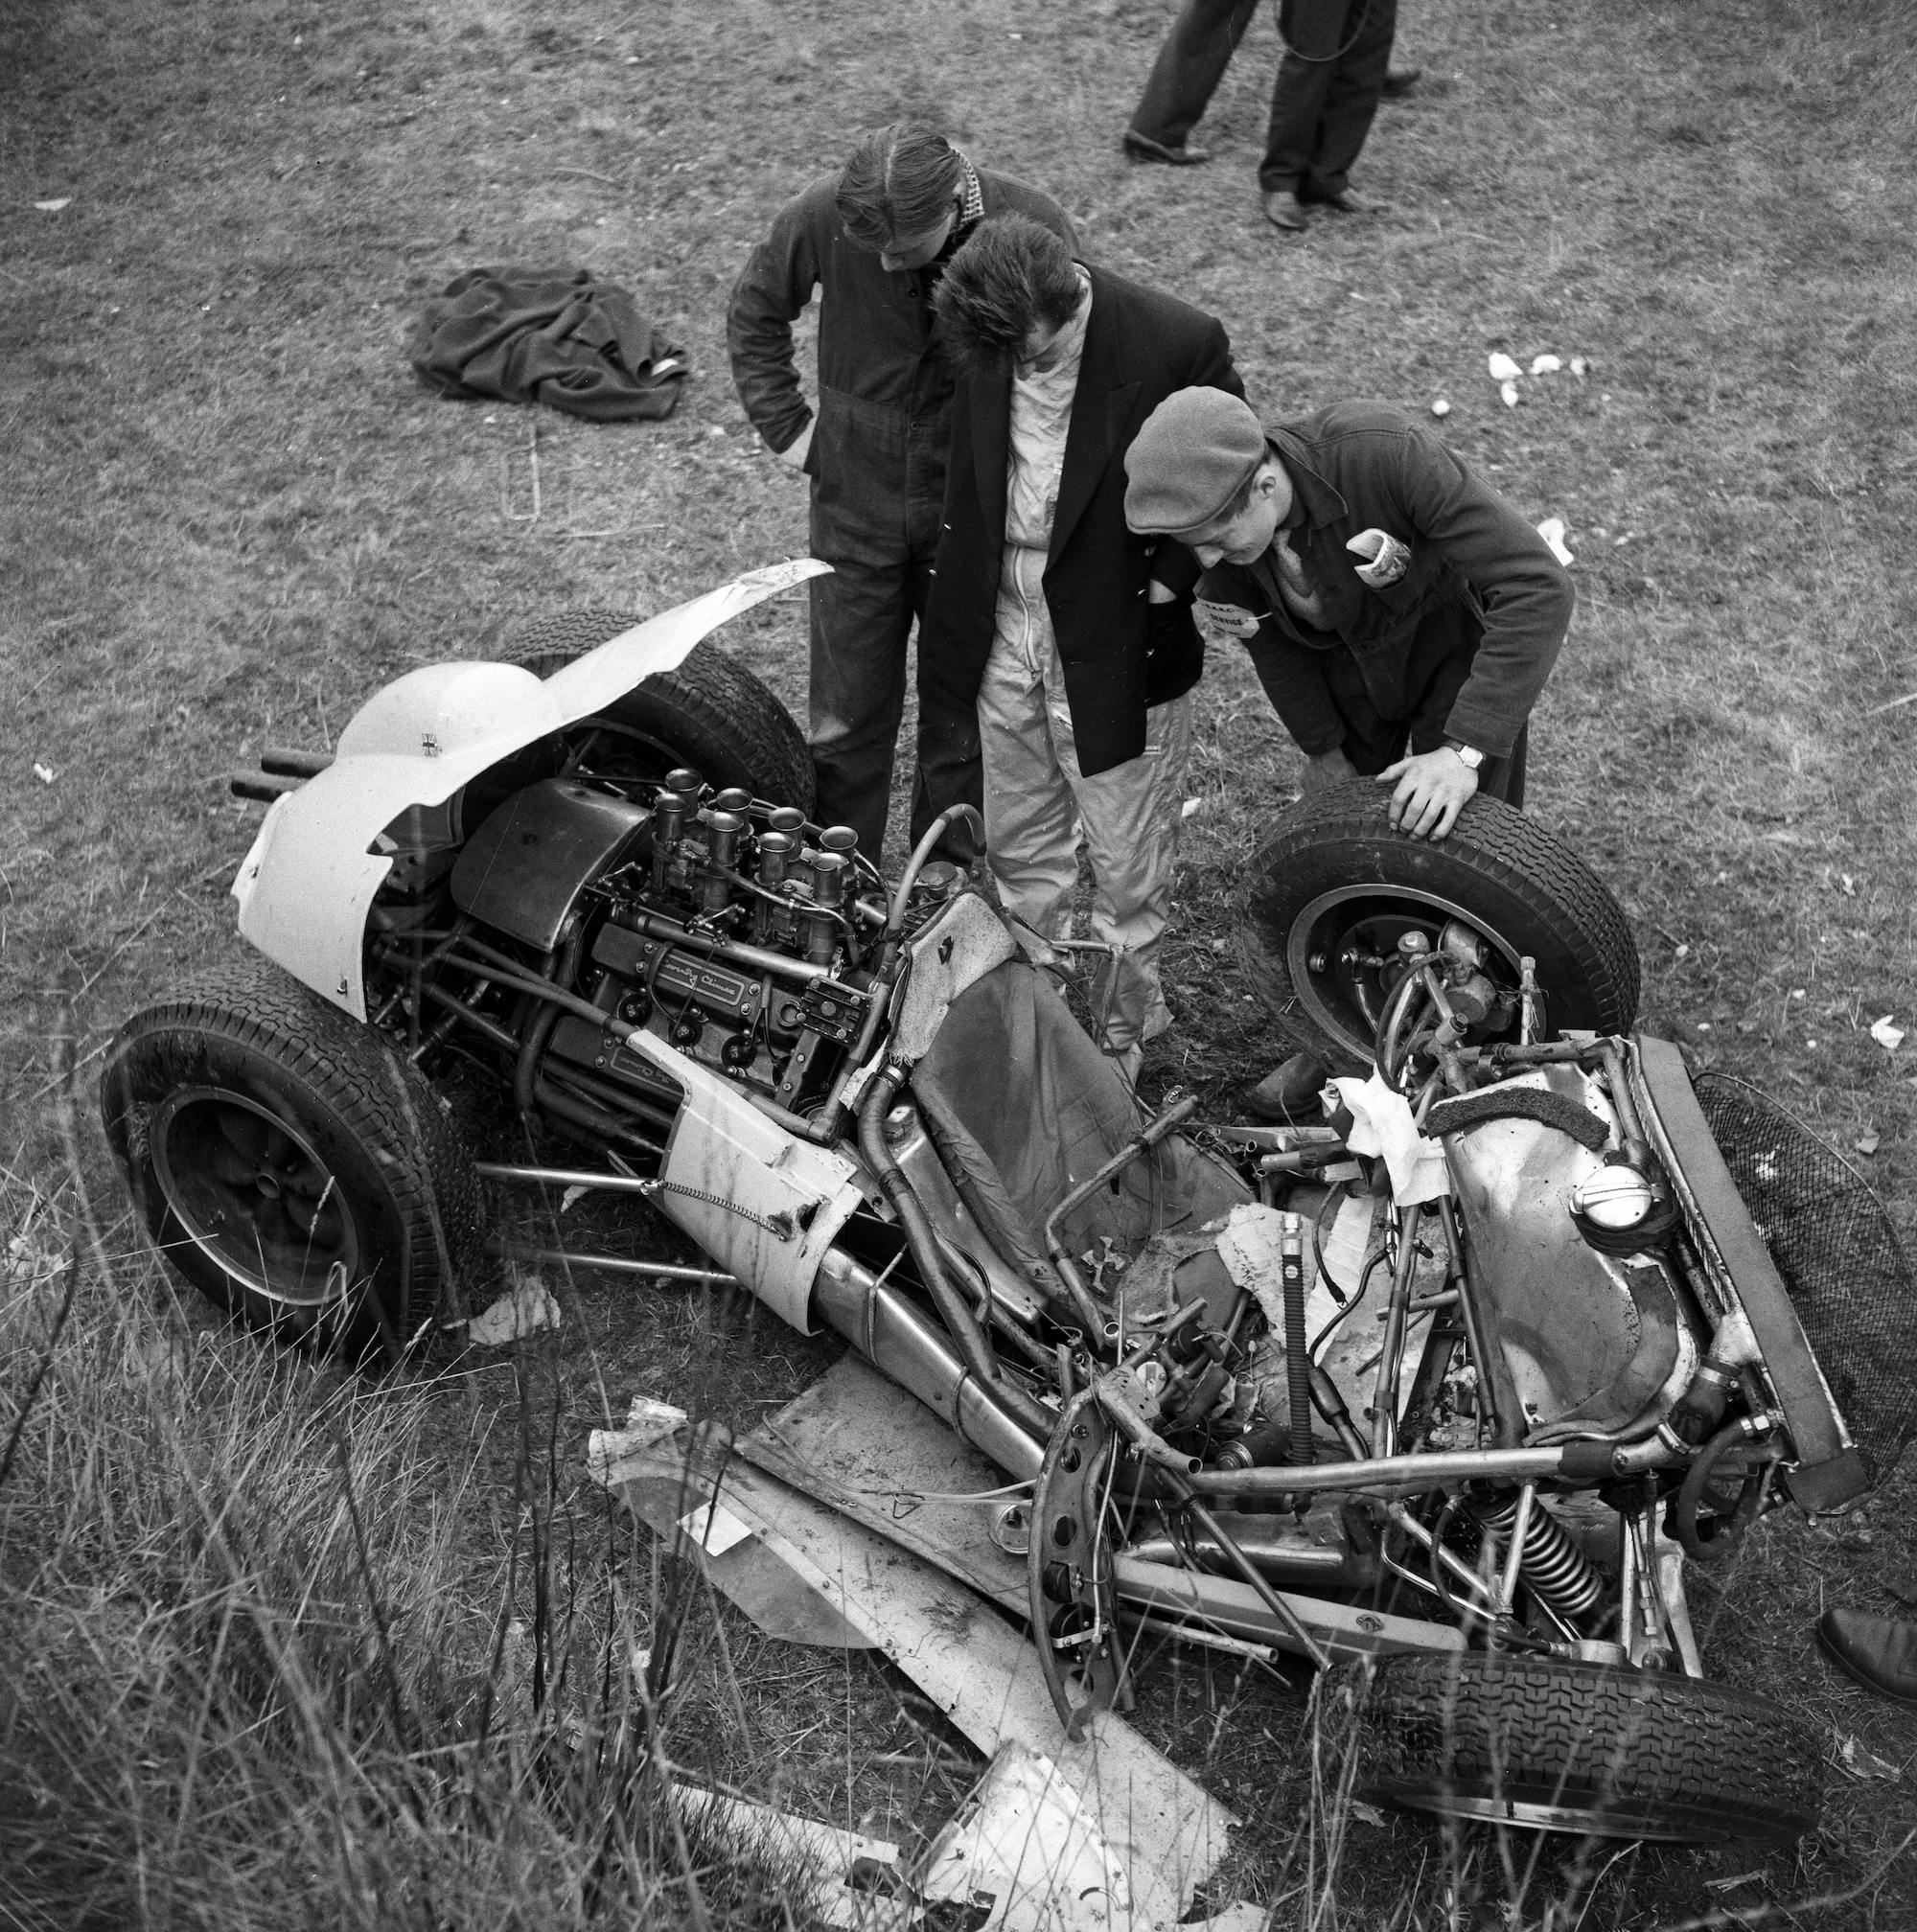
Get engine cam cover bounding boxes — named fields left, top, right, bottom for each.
left=1443, top=1066, right=1688, bottom=1437
left=450, top=778, right=650, bottom=950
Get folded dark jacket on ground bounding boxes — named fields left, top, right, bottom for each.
left=410, top=264, right=686, bottom=422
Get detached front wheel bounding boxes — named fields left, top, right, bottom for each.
left=102, top=961, right=482, bottom=1357
left=1237, top=783, right=1640, bottom=1071
left=1338, top=1652, right=1823, bottom=1845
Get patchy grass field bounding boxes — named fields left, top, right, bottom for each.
left=4, top=0, right=1917, bottom=1923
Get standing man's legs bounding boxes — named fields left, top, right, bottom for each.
left=1061, top=691, right=1194, bottom=1070
left=1259, top=0, right=1354, bottom=195
left=906, top=436, right=982, bottom=856
left=1301, top=0, right=1396, bottom=200
left=1128, top=0, right=1263, bottom=153
left=806, top=496, right=912, bottom=857
left=977, top=634, right=1084, bottom=959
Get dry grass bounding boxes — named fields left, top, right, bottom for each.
left=5, top=0, right=1917, bottom=1921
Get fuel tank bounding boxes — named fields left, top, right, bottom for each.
left=1443, top=1066, right=1695, bottom=1436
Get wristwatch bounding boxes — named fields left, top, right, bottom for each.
left=1447, top=742, right=1486, bottom=770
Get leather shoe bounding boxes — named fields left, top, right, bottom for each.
left=1123, top=130, right=1211, bottom=166
left=1261, top=190, right=1309, bottom=232
left=1244, top=1051, right=1332, bottom=1123
left=1817, top=1606, right=1917, bottom=1703
left=1312, top=187, right=1387, bottom=215
left=1381, top=65, right=1422, bottom=98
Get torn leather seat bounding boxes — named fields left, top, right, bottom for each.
left=909, top=959, right=1249, bottom=1288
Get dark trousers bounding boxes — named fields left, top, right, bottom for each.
left=806, top=442, right=981, bottom=859
left=1251, top=600, right=1530, bottom=809
left=1128, top=0, right=1397, bottom=197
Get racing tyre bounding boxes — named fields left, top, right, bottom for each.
left=1237, top=782, right=1639, bottom=1070
left=101, top=960, right=482, bottom=1358
left=1335, top=1652, right=1821, bottom=1845
left=503, top=608, right=814, bottom=815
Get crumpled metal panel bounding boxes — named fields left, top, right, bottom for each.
left=231, top=559, right=830, bottom=1019
left=450, top=778, right=650, bottom=952
left=1444, top=1064, right=1683, bottom=1434
left=889, top=891, right=1022, bottom=1065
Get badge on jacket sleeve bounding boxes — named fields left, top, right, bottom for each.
left=1193, top=597, right=1263, bottom=641
left=1347, top=528, right=1412, bottom=589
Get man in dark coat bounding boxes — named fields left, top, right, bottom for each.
left=919, top=217, right=1243, bottom=1076
left=728, top=125, right=1074, bottom=859
left=1123, top=384, right=1572, bottom=1113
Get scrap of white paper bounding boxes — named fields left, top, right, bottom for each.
left=1488, top=352, right=1522, bottom=381
left=678, top=1500, right=754, bottom=1556
left=1868, top=1015, right=1904, bottom=1052
left=1332, top=1071, right=1450, bottom=1205
left=1536, top=517, right=1575, bottom=566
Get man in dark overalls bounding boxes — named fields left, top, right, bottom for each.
left=728, top=124, right=1074, bottom=858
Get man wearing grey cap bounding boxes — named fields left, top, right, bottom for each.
left=1124, top=386, right=1570, bottom=840
left=1123, top=386, right=1571, bottom=1115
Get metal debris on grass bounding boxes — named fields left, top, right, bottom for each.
left=674, top=1783, right=902, bottom=1930
left=586, top=1394, right=689, bottom=1482
left=461, top=1276, right=563, bottom=1344
left=1836, top=1734, right=1902, bottom=1782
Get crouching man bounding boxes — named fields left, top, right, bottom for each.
left=918, top=217, right=1243, bottom=1081
left=1121, top=386, right=1573, bottom=1115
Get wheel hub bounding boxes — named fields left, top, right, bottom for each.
left=150, top=1087, right=361, bottom=1309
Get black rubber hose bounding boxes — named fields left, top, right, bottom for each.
left=1671, top=1419, right=1770, bottom=1565
left=514, top=926, right=585, bottom=1117
left=1282, top=1223, right=1314, bottom=1467
left=856, top=1066, right=1054, bottom=1442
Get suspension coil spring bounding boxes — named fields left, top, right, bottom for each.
left=1470, top=1492, right=1605, bottom=1621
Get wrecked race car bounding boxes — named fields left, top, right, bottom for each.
left=102, top=560, right=1915, bottom=1849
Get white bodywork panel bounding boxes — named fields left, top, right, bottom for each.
left=231, top=559, right=830, bottom=1020
left=641, top=1027, right=868, bottom=1334
left=887, top=891, right=1023, bottom=1065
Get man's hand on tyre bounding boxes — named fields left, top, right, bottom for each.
left=1377, top=747, right=1478, bottom=840
left=774, top=421, right=814, bottom=472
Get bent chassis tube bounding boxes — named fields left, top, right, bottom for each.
left=811, top=1246, right=1480, bottom=1668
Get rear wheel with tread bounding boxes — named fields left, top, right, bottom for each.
left=1237, top=783, right=1640, bottom=1071
left=1337, top=1651, right=1822, bottom=1845
left=502, top=608, right=813, bottom=814
left=102, top=961, right=482, bottom=1358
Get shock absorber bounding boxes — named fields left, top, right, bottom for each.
left=1469, top=1490, right=1605, bottom=1621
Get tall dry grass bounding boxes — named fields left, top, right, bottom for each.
left=0, top=1101, right=839, bottom=1932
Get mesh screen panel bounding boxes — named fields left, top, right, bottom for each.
left=1696, top=1072, right=1917, bottom=1486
